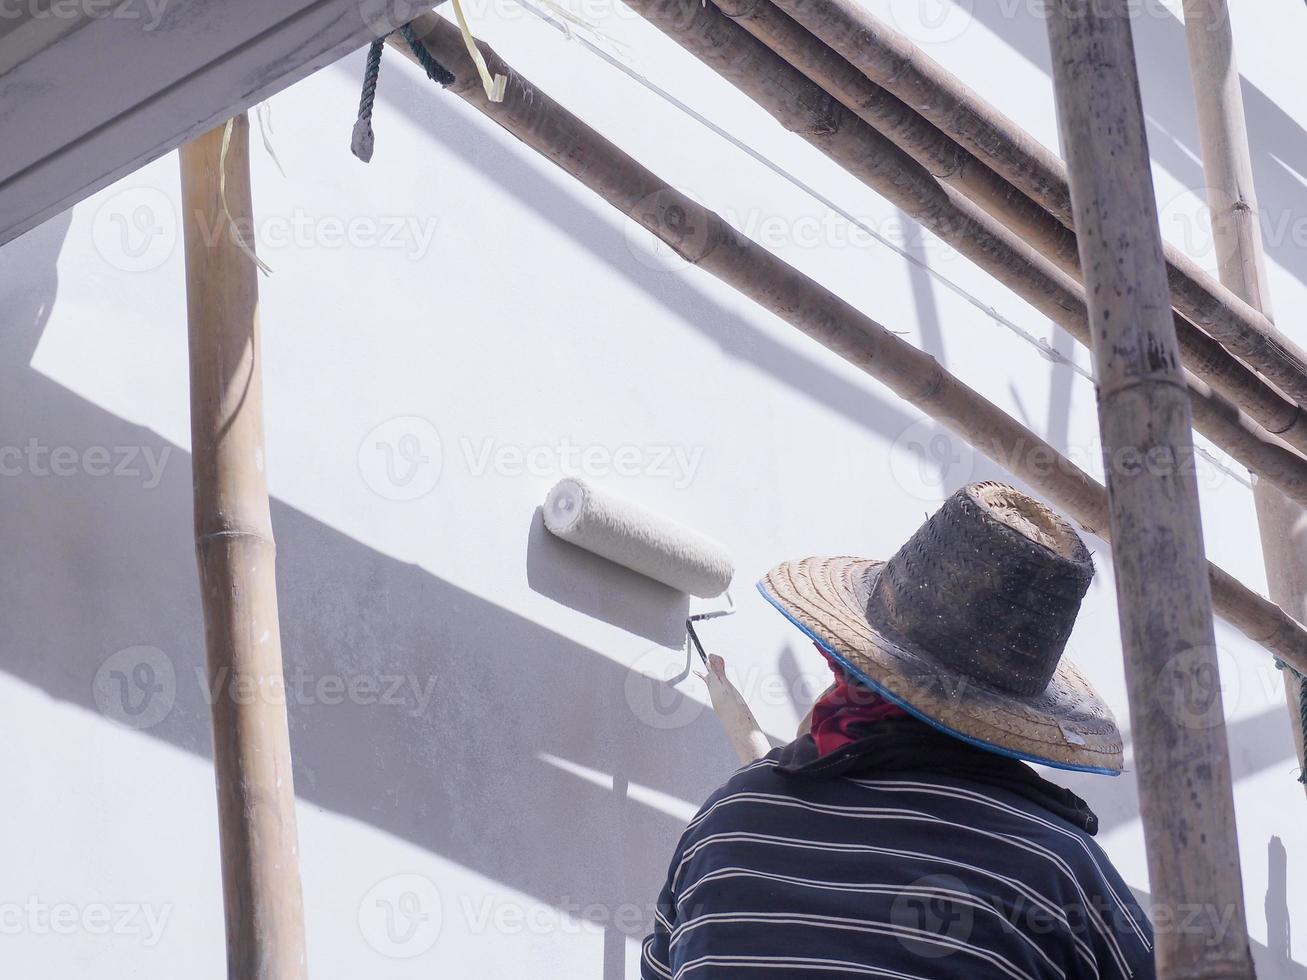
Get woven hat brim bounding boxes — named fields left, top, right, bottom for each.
left=759, top=556, right=1123, bottom=775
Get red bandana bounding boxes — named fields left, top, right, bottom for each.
left=809, top=643, right=908, bottom=756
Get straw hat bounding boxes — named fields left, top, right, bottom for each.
left=758, top=482, right=1123, bottom=774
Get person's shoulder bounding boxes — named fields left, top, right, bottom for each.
left=674, top=750, right=791, bottom=836
left=701, top=750, right=791, bottom=806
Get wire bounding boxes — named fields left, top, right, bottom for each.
left=512, top=0, right=1089, bottom=381
left=511, top=0, right=1253, bottom=490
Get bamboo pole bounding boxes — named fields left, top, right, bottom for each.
left=715, top=0, right=1080, bottom=263
left=1047, top=3, right=1253, bottom=975
left=768, top=0, right=1307, bottom=410
left=385, top=14, right=1307, bottom=672
left=711, top=0, right=1307, bottom=462
left=180, top=115, right=308, bottom=980
left=1182, top=0, right=1307, bottom=787
left=736, top=0, right=1307, bottom=775
left=617, top=0, right=1307, bottom=513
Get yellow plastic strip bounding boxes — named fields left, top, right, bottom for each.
left=219, top=117, right=273, bottom=276
left=531, top=0, right=632, bottom=56
left=450, top=0, right=507, bottom=102
left=254, top=100, right=287, bottom=178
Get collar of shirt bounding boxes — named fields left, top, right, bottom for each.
left=774, top=717, right=1100, bottom=835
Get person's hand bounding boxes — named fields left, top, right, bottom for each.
left=697, top=654, right=771, bottom=764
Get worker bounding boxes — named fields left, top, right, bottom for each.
left=641, top=482, right=1155, bottom=979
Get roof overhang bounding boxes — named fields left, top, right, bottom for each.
left=0, top=0, right=435, bottom=245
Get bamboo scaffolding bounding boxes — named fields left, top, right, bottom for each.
left=768, top=0, right=1307, bottom=410
left=1048, top=3, right=1253, bottom=975
left=710, top=0, right=1307, bottom=460
left=618, top=0, right=1307, bottom=514
left=1182, top=0, right=1307, bottom=785
left=384, top=13, right=1307, bottom=671
left=180, top=116, right=308, bottom=980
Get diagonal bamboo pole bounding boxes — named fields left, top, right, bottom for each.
left=710, top=0, right=1307, bottom=462
left=180, top=115, right=308, bottom=980
left=618, top=0, right=1307, bottom=513
left=383, top=14, right=1307, bottom=672
left=769, top=0, right=1307, bottom=410
left=732, top=0, right=1307, bottom=782
left=1182, top=0, right=1307, bottom=787
left=1048, top=3, right=1253, bottom=975
left=715, top=0, right=1080, bottom=262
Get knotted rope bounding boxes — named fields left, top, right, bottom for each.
left=351, top=26, right=454, bottom=163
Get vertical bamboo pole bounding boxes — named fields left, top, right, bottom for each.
left=1182, top=0, right=1307, bottom=789
left=180, top=115, right=308, bottom=980
left=1046, top=3, right=1254, bottom=976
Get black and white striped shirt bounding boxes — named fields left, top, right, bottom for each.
left=642, top=721, right=1154, bottom=979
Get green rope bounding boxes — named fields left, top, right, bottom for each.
left=350, top=38, right=386, bottom=162
left=400, top=24, right=455, bottom=86
left=351, top=25, right=454, bottom=163
left=1275, top=659, right=1307, bottom=784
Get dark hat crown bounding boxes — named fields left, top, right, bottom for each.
left=867, top=482, right=1094, bottom=697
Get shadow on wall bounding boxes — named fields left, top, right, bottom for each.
left=1056, top=704, right=1303, bottom=838
left=948, top=0, right=1307, bottom=295
left=1130, top=837, right=1305, bottom=979
left=0, top=94, right=1008, bottom=978
left=4, top=32, right=1302, bottom=977
left=1, top=219, right=733, bottom=973
left=1267, top=836, right=1295, bottom=972
left=366, top=60, right=1045, bottom=481
left=1, top=215, right=744, bottom=971
left=525, top=505, right=690, bottom=647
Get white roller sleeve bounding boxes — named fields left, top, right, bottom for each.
left=542, top=478, right=734, bottom=597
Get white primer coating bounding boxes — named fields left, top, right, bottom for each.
left=542, top=478, right=734, bottom=597
left=7, top=4, right=1307, bottom=971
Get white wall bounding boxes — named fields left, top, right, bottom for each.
left=2, top=0, right=1306, bottom=976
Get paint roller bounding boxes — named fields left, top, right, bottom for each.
left=542, top=477, right=734, bottom=597
left=542, top=478, right=770, bottom=762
